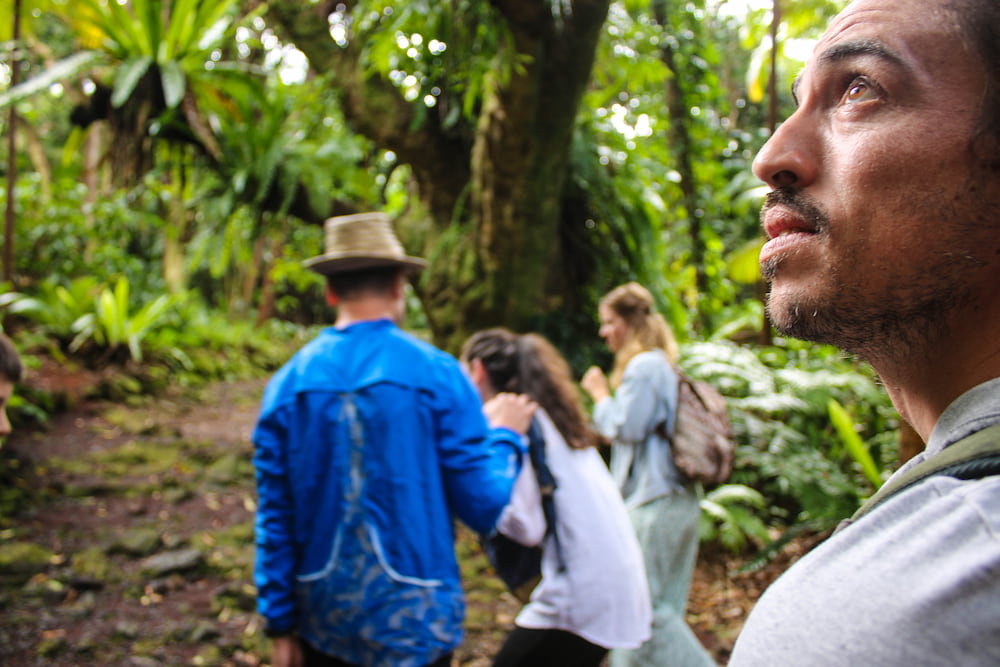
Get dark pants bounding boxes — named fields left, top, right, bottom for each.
left=492, top=627, right=608, bottom=667
left=302, top=640, right=453, bottom=667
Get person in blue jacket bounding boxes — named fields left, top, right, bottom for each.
left=252, top=212, right=536, bottom=667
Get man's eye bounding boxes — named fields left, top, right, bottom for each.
left=844, top=78, right=877, bottom=104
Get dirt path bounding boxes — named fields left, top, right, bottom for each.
left=0, top=376, right=796, bottom=666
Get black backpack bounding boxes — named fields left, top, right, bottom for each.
left=481, top=417, right=566, bottom=603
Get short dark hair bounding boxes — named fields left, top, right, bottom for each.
left=325, top=266, right=404, bottom=301
left=0, top=332, right=23, bottom=384
left=948, top=0, right=1000, bottom=161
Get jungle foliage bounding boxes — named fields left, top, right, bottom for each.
left=0, top=0, right=899, bottom=556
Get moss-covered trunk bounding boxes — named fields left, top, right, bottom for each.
left=267, top=0, right=610, bottom=354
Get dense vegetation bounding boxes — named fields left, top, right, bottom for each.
left=0, top=0, right=902, bottom=558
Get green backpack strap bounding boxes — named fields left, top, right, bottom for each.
left=851, top=422, right=1000, bottom=523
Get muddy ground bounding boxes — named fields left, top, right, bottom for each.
left=0, top=373, right=819, bottom=666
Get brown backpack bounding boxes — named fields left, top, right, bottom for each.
left=658, top=373, right=734, bottom=485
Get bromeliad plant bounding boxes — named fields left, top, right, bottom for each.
left=72, top=276, right=177, bottom=364
left=1, top=276, right=178, bottom=365
left=0, top=277, right=101, bottom=350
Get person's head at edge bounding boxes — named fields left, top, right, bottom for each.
left=752, top=0, right=1000, bottom=440
left=461, top=327, right=601, bottom=450
left=598, top=282, right=679, bottom=387
left=0, top=332, right=23, bottom=439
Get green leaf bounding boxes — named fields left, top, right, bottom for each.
left=727, top=237, right=765, bottom=285
left=69, top=313, right=97, bottom=353
left=111, top=56, right=154, bottom=108
left=84, top=0, right=145, bottom=55
left=160, top=60, right=186, bottom=108
left=196, top=15, right=233, bottom=52
left=0, top=52, right=103, bottom=110
left=164, top=0, right=201, bottom=55
left=828, top=398, right=883, bottom=488
left=705, top=483, right=767, bottom=508
left=133, top=0, right=162, bottom=57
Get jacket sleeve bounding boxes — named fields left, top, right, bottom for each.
left=252, top=402, right=297, bottom=635
left=593, top=353, right=675, bottom=445
left=435, top=365, right=527, bottom=535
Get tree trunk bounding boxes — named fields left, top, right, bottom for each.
left=655, top=5, right=705, bottom=329
left=266, top=0, right=610, bottom=353
left=4, top=0, right=22, bottom=285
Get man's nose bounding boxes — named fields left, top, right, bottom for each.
left=752, top=112, right=819, bottom=190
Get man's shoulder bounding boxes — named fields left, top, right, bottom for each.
left=731, top=475, right=1000, bottom=665
left=385, top=326, right=454, bottom=359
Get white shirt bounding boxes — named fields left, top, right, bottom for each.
left=496, top=409, right=652, bottom=648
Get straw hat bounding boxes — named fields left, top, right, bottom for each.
left=303, top=212, right=426, bottom=276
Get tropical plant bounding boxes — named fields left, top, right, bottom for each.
left=71, top=276, right=177, bottom=363
left=0, top=276, right=101, bottom=345
left=828, top=397, right=886, bottom=488
left=682, top=339, right=898, bottom=538
left=1, top=275, right=178, bottom=364
left=699, top=483, right=771, bottom=553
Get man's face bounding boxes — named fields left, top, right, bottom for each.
left=752, top=0, right=999, bottom=357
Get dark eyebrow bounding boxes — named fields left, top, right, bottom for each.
left=790, top=39, right=907, bottom=103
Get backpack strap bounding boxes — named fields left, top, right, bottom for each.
left=527, top=417, right=566, bottom=573
left=851, top=422, right=1000, bottom=523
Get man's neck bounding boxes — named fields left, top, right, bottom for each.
left=874, top=307, right=1000, bottom=443
left=334, top=295, right=400, bottom=328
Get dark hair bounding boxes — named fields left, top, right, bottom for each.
left=461, top=328, right=600, bottom=450
left=946, top=0, right=1000, bottom=162
left=0, top=332, right=23, bottom=384
left=325, top=266, right=404, bottom=300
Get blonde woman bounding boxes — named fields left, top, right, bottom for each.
left=581, top=283, right=715, bottom=667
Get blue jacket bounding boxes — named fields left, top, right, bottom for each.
left=253, top=319, right=523, bottom=665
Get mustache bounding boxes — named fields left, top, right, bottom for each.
left=761, top=188, right=832, bottom=234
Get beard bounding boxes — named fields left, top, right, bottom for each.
left=761, top=189, right=975, bottom=364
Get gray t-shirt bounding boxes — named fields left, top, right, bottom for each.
left=729, top=377, right=1000, bottom=666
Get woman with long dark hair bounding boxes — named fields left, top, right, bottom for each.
left=581, top=282, right=715, bottom=667
left=462, top=328, right=651, bottom=667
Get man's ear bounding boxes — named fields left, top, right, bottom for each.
left=468, top=357, right=494, bottom=397
left=325, top=284, right=339, bottom=307
left=469, top=358, right=485, bottom=386
left=392, top=270, right=407, bottom=299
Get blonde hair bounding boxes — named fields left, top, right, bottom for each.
left=600, top=282, right=679, bottom=388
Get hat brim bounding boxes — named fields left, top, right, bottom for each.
left=303, top=254, right=427, bottom=276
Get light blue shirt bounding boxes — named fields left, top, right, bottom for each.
left=592, top=349, right=686, bottom=508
